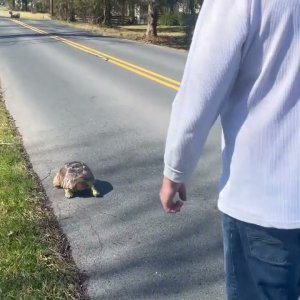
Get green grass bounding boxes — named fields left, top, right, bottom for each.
left=0, top=90, right=85, bottom=299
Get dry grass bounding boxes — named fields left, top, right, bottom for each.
left=0, top=6, right=51, bottom=20
left=59, top=21, right=188, bottom=49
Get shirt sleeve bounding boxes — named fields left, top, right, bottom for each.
left=164, top=0, right=251, bottom=183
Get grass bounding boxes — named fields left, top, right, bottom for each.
left=0, top=89, right=86, bottom=299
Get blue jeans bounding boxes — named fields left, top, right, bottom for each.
left=222, top=214, right=300, bottom=300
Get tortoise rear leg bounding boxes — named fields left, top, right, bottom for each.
left=90, top=184, right=100, bottom=197
left=64, top=189, right=74, bottom=198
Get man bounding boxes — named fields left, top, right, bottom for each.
left=160, top=0, right=300, bottom=299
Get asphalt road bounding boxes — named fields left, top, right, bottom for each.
left=0, top=17, right=225, bottom=299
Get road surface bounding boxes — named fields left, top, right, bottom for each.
left=0, top=17, right=225, bottom=300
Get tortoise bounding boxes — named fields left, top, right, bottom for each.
left=9, top=11, right=20, bottom=18
left=53, top=161, right=100, bottom=198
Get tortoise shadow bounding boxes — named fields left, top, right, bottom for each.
left=76, top=179, right=113, bottom=198
left=94, top=179, right=113, bottom=197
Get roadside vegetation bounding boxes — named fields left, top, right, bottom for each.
left=0, top=5, right=51, bottom=19
left=1, top=0, right=203, bottom=49
left=0, top=90, right=86, bottom=299
left=62, top=22, right=188, bottom=49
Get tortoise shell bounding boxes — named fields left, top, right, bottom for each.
left=59, top=161, right=95, bottom=190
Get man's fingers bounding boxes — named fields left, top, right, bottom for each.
left=179, top=184, right=187, bottom=201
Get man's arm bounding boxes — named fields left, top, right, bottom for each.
left=161, top=0, right=251, bottom=212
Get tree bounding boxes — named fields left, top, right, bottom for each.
left=7, top=0, right=16, bottom=9
left=102, top=0, right=112, bottom=25
left=128, top=0, right=136, bottom=24
left=146, top=0, right=158, bottom=37
left=22, top=0, right=28, bottom=10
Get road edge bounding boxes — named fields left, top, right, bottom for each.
left=0, top=85, right=90, bottom=300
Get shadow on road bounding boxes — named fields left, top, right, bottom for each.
left=0, top=32, right=107, bottom=39
left=94, top=179, right=113, bottom=197
left=0, top=27, right=116, bottom=47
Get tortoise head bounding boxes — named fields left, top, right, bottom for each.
left=75, top=181, right=90, bottom=191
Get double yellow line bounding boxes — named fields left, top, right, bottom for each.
left=11, top=19, right=181, bottom=91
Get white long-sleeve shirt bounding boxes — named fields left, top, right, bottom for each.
left=164, top=0, right=300, bottom=229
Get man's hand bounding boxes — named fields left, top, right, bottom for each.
left=160, top=177, right=187, bottom=213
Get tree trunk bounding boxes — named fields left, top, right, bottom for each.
left=146, top=0, right=158, bottom=37
left=22, top=0, right=28, bottom=11
left=184, top=14, right=197, bottom=47
left=50, top=0, right=54, bottom=16
left=189, top=0, right=195, bottom=14
left=121, top=0, right=125, bottom=25
left=168, top=1, right=175, bottom=12
left=69, top=7, right=75, bottom=21
left=129, top=1, right=135, bottom=24
left=103, top=0, right=112, bottom=26
left=68, top=0, right=75, bottom=22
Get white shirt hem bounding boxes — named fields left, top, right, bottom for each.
left=218, top=199, right=300, bottom=229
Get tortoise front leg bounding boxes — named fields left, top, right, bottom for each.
left=64, top=189, right=74, bottom=198
left=53, top=173, right=61, bottom=188
left=90, top=185, right=100, bottom=197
